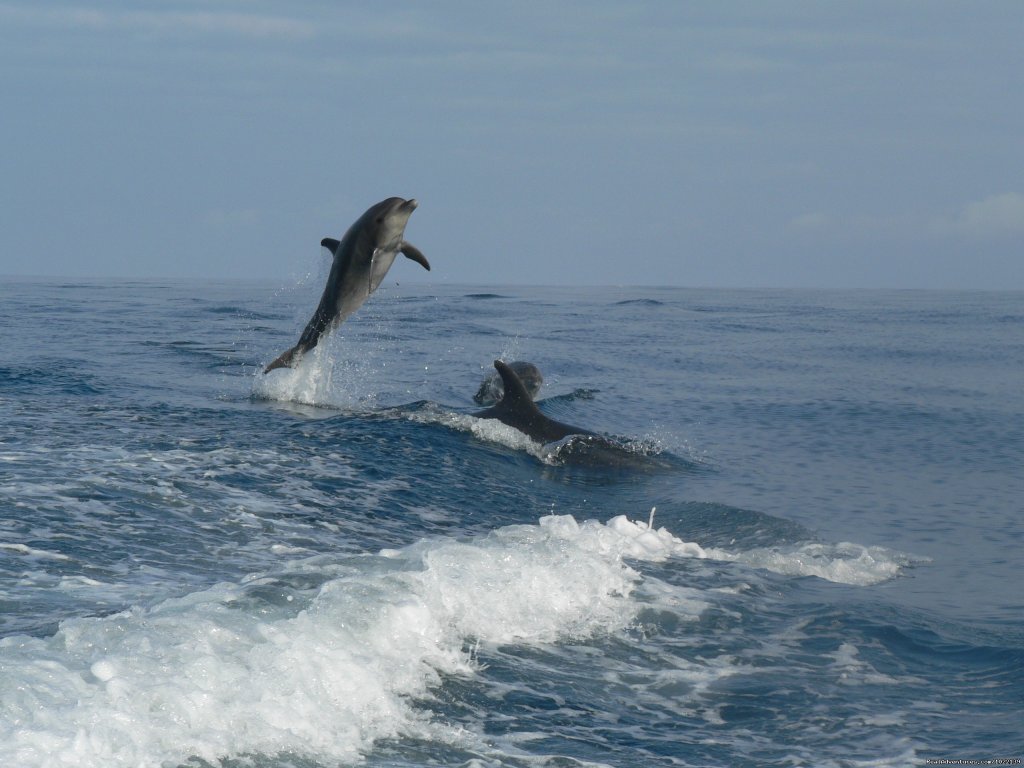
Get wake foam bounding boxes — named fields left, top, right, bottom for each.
left=0, top=514, right=682, bottom=768
left=605, top=511, right=918, bottom=586
left=0, top=513, right=916, bottom=767
left=720, top=540, right=918, bottom=585
left=403, top=406, right=548, bottom=458
left=404, top=408, right=676, bottom=467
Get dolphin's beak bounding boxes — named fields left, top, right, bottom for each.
left=403, top=198, right=418, bottom=211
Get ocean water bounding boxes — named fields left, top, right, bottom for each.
left=1, top=277, right=1022, bottom=768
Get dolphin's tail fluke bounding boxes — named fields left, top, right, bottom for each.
left=264, top=345, right=302, bottom=373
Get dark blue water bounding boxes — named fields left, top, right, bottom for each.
left=1, top=278, right=1022, bottom=767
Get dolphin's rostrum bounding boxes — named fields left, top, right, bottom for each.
left=264, top=197, right=429, bottom=373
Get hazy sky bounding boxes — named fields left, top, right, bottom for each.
left=1, top=1, right=1022, bottom=288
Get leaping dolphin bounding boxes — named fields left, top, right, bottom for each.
left=473, top=360, right=595, bottom=443
left=264, top=197, right=429, bottom=373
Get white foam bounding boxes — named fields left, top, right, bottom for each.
left=0, top=510, right=918, bottom=767
left=828, top=642, right=926, bottom=687
left=0, top=542, right=71, bottom=561
left=252, top=338, right=379, bottom=409
left=403, top=407, right=548, bottom=459
left=0, top=514, right=684, bottom=768
left=405, top=412, right=673, bottom=468
left=602, top=510, right=918, bottom=586
left=724, top=541, right=916, bottom=586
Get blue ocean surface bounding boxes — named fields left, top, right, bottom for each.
left=1, top=277, right=1022, bottom=767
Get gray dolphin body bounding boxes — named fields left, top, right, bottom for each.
left=264, top=197, right=429, bottom=373
left=473, top=360, right=594, bottom=443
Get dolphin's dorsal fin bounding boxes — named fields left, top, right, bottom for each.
left=400, top=241, right=430, bottom=271
left=492, top=360, right=542, bottom=418
left=321, top=237, right=341, bottom=253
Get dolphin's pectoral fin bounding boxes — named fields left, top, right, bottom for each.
left=400, top=242, right=430, bottom=271
left=321, top=237, right=341, bottom=253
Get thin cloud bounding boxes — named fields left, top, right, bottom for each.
left=204, top=209, right=261, bottom=228
left=791, top=193, right=1024, bottom=241
left=700, top=52, right=792, bottom=75
left=950, top=193, right=1024, bottom=237
left=787, top=211, right=905, bottom=238
left=789, top=212, right=833, bottom=232
left=0, top=4, right=316, bottom=40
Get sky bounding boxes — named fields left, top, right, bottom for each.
left=1, top=1, right=1022, bottom=289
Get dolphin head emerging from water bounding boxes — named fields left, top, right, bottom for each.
left=473, top=360, right=594, bottom=444
left=264, top=197, right=429, bottom=373
left=473, top=360, right=544, bottom=405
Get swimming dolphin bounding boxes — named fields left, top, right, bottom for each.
left=473, top=360, right=544, bottom=405
left=264, top=197, right=429, bottom=373
left=473, top=360, right=594, bottom=443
